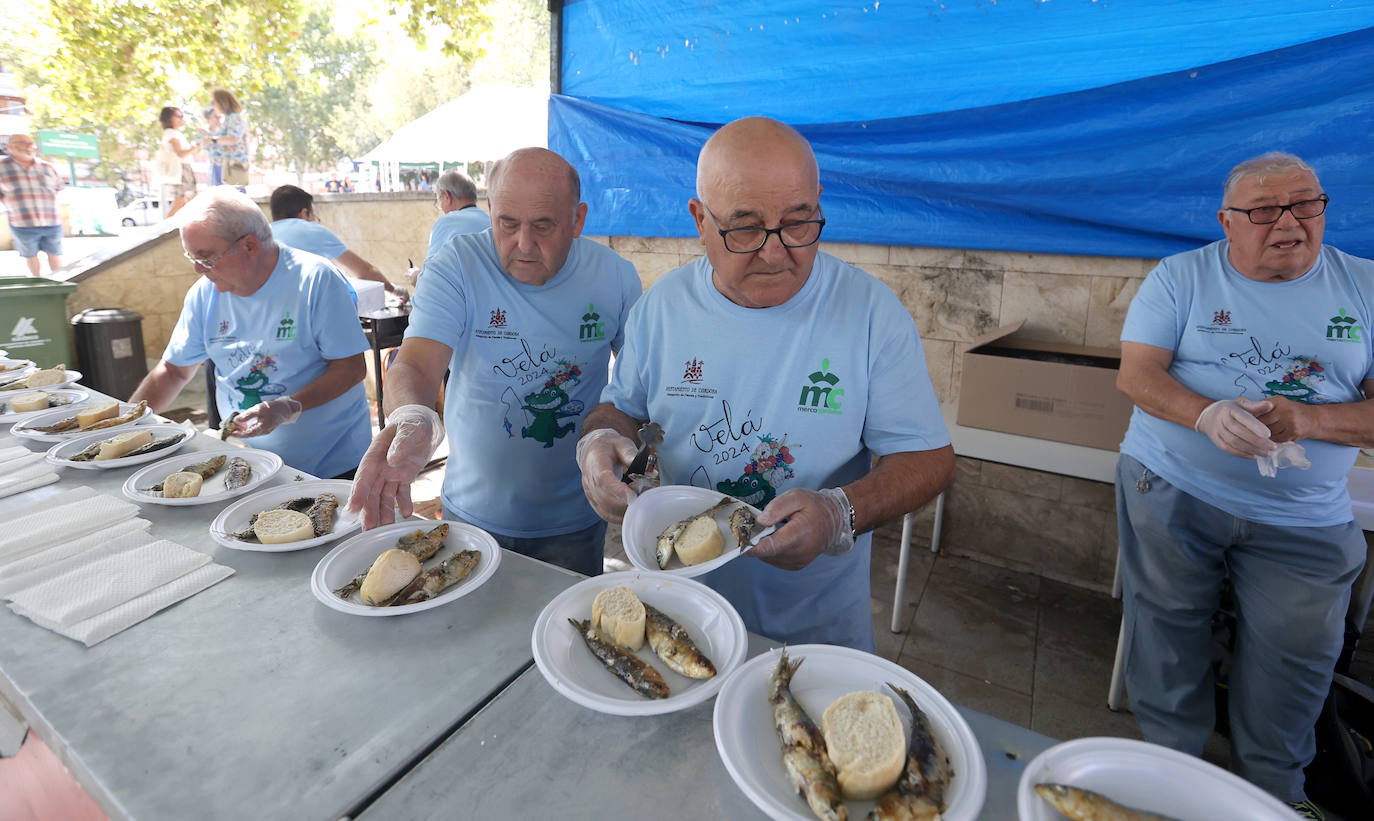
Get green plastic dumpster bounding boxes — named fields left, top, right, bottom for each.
left=0, top=277, right=77, bottom=369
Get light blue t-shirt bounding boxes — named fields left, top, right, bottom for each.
left=602, top=252, right=950, bottom=650
left=164, top=246, right=373, bottom=478
left=1120, top=240, right=1374, bottom=526
left=270, top=218, right=348, bottom=260
left=427, top=207, right=492, bottom=257
left=406, top=233, right=642, bottom=537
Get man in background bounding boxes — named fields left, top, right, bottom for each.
left=411, top=169, right=491, bottom=288
left=0, top=134, right=65, bottom=277
left=269, top=184, right=407, bottom=303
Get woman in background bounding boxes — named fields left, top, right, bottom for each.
left=207, top=87, right=249, bottom=189
left=157, top=106, right=197, bottom=218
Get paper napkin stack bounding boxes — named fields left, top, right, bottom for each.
left=0, top=487, right=234, bottom=646
left=0, top=445, right=58, bottom=500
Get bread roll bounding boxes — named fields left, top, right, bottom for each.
left=253, top=509, right=315, bottom=544
left=675, top=516, right=725, bottom=565
left=10, top=391, right=49, bottom=413
left=591, top=586, right=646, bottom=650
left=76, top=400, right=120, bottom=429
left=94, top=429, right=154, bottom=461
left=822, top=691, right=907, bottom=800
left=162, top=471, right=204, bottom=498
left=24, top=367, right=66, bottom=388
left=359, top=548, right=422, bottom=605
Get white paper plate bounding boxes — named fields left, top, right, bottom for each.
left=11, top=400, right=154, bottom=442
left=622, top=485, right=763, bottom=577
left=310, top=520, right=502, bottom=616
left=0, top=368, right=83, bottom=394
left=0, top=359, right=35, bottom=379
left=531, top=570, right=748, bottom=716
left=121, top=447, right=283, bottom=506
left=0, top=388, right=91, bottom=424
left=1016, top=737, right=1292, bottom=821
left=209, top=479, right=360, bottom=552
left=713, top=644, right=987, bottom=821
left=44, top=422, right=196, bottom=470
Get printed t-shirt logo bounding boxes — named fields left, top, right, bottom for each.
left=1213, top=309, right=1231, bottom=326
left=665, top=356, right=716, bottom=398
left=683, top=358, right=704, bottom=384
left=578, top=303, right=605, bottom=341
left=218, top=320, right=231, bottom=335
left=1326, top=308, right=1363, bottom=343
left=275, top=311, right=296, bottom=341
left=235, top=352, right=285, bottom=409
left=797, top=358, right=843, bottom=414
left=716, top=434, right=798, bottom=508
left=490, top=307, right=507, bottom=328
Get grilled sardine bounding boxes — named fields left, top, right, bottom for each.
left=643, top=602, right=716, bottom=679
left=231, top=496, right=316, bottom=541
left=306, top=493, right=338, bottom=537
left=335, top=524, right=451, bottom=598
left=655, top=496, right=735, bottom=568
left=386, top=548, right=479, bottom=605
left=867, top=684, right=951, bottom=820
left=223, top=456, right=252, bottom=490
left=84, top=401, right=148, bottom=431
left=769, top=649, right=846, bottom=821
left=1034, top=784, right=1180, bottom=821
left=570, top=617, right=670, bottom=699
left=144, top=455, right=226, bottom=493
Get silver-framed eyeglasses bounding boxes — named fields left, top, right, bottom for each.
left=1225, top=194, right=1328, bottom=225
left=183, top=233, right=249, bottom=269
left=703, top=204, right=825, bottom=254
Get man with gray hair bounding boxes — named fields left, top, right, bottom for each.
left=1115, top=152, right=1373, bottom=818
left=429, top=168, right=491, bottom=252
left=130, top=186, right=372, bottom=478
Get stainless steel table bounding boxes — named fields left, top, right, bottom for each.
left=358, top=635, right=1057, bottom=820
left=0, top=429, right=579, bottom=820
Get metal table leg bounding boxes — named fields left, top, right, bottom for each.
left=891, top=513, right=914, bottom=633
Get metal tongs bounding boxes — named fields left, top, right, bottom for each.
left=621, top=421, right=663, bottom=483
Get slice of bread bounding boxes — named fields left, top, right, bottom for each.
left=76, top=400, right=119, bottom=429
left=24, top=367, right=66, bottom=388
left=94, top=429, right=153, bottom=461
left=676, top=516, right=724, bottom=565
left=591, top=586, right=646, bottom=650
left=162, top=471, right=204, bottom=498
left=253, top=509, right=315, bottom=544
left=9, top=391, right=49, bottom=413
left=359, top=548, right=422, bottom=604
left=821, top=690, right=907, bottom=800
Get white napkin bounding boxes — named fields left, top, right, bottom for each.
left=8, top=539, right=210, bottom=626
left=24, top=564, right=235, bottom=647
left=0, top=488, right=137, bottom=564
left=0, top=524, right=153, bottom=596
left=0, top=452, right=43, bottom=475
left=0, top=472, right=59, bottom=501
left=0, top=446, right=34, bottom=465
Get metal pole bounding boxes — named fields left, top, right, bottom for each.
left=548, top=0, right=564, bottom=95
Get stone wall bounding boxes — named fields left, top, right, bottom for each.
left=61, top=196, right=1152, bottom=592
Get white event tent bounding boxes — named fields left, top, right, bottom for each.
left=360, top=83, right=549, bottom=190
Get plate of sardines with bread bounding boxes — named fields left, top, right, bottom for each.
left=310, top=520, right=501, bottom=616
left=0, top=365, right=81, bottom=395
left=121, top=447, right=282, bottom=506
left=531, top=571, right=748, bottom=716
left=208, top=479, right=359, bottom=552
left=44, top=420, right=196, bottom=470
left=622, top=486, right=771, bottom=577
left=14, top=399, right=154, bottom=442
left=0, top=388, right=90, bottom=424
left=712, top=644, right=987, bottom=821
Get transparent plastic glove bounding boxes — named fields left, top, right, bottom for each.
left=1255, top=441, right=1311, bottom=478
left=385, top=282, right=410, bottom=305
left=1195, top=399, right=1276, bottom=459
left=347, top=404, right=444, bottom=529
left=231, top=396, right=303, bottom=438
left=576, top=428, right=639, bottom=524
left=750, top=487, right=855, bottom=571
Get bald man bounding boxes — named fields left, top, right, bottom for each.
left=347, top=148, right=641, bottom=576
left=577, top=117, right=954, bottom=650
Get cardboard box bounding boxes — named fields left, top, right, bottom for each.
left=345, top=277, right=385, bottom=316
left=957, top=320, right=1134, bottom=450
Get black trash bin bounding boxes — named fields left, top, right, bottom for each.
left=71, top=308, right=149, bottom=399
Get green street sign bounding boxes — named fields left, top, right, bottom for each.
left=36, top=130, right=100, bottom=159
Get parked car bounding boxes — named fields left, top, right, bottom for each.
left=116, top=196, right=164, bottom=226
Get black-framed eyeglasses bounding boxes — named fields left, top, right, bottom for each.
left=1225, top=194, right=1328, bottom=225
left=703, top=204, right=825, bottom=254
left=183, top=233, right=249, bottom=269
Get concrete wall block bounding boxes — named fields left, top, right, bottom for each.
left=888, top=246, right=965, bottom=269
left=820, top=241, right=890, bottom=266
left=999, top=271, right=1091, bottom=345
left=970, top=249, right=1148, bottom=279
left=1085, top=276, right=1141, bottom=348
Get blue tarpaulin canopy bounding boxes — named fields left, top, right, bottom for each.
left=550, top=1, right=1374, bottom=259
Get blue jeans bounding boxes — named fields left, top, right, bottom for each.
left=1115, top=453, right=1365, bottom=802
left=447, top=511, right=607, bottom=577
left=11, top=224, right=62, bottom=257
left=210, top=163, right=223, bottom=186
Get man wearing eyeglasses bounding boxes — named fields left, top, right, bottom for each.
left=346, top=148, right=641, bottom=577
left=1115, top=152, right=1372, bottom=817
left=130, top=187, right=371, bottom=479
left=576, top=117, right=954, bottom=651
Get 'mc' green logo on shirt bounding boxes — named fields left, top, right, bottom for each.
left=579, top=303, right=605, bottom=341
left=798, top=358, right=843, bottom=414
left=1327, top=308, right=1363, bottom=343
left=276, top=311, right=296, bottom=341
